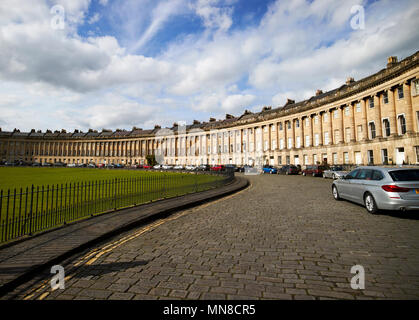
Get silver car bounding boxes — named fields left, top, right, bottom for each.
left=332, top=166, right=419, bottom=214
left=323, top=166, right=348, bottom=179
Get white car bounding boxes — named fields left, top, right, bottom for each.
left=153, top=164, right=162, bottom=169
left=67, top=163, right=76, bottom=167
left=173, top=165, right=184, bottom=170
left=162, top=165, right=173, bottom=170
left=185, top=165, right=196, bottom=170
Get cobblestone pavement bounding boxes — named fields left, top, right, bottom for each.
left=10, top=174, right=419, bottom=300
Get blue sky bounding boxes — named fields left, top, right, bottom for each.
left=0, top=0, right=418, bottom=132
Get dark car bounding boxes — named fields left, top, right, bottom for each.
left=278, top=165, right=299, bottom=175
left=53, top=162, right=65, bottom=167
left=32, top=162, right=41, bottom=167
left=224, top=164, right=237, bottom=172
left=302, top=165, right=329, bottom=177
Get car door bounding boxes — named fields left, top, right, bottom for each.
left=338, top=169, right=360, bottom=198
left=348, top=169, right=373, bottom=204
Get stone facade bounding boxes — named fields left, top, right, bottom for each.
left=1, top=52, right=419, bottom=167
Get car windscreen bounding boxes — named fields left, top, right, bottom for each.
left=389, top=169, right=419, bottom=181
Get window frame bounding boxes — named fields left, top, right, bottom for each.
left=397, top=86, right=404, bottom=99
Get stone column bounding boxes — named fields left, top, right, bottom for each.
left=375, top=93, right=383, bottom=138
left=388, top=88, right=398, bottom=136
left=361, top=98, right=368, bottom=141
left=404, top=81, right=414, bottom=133
left=328, top=109, right=333, bottom=145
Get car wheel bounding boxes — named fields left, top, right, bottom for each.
left=332, top=185, right=341, bottom=200
left=364, top=193, right=379, bottom=214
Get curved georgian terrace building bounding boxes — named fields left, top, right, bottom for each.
left=1, top=52, right=419, bottom=167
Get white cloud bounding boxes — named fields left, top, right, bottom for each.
left=192, top=0, right=234, bottom=32
left=88, top=12, right=100, bottom=24
left=0, top=0, right=419, bottom=132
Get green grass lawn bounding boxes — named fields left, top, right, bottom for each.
left=0, top=167, right=226, bottom=243
left=0, top=167, right=190, bottom=191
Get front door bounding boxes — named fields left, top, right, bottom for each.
left=355, top=152, right=362, bottom=165
left=396, top=147, right=405, bottom=165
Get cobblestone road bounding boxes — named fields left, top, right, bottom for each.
left=11, top=174, right=419, bottom=300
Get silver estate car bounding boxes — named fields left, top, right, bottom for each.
left=323, top=166, right=348, bottom=179
left=332, top=166, right=419, bottom=214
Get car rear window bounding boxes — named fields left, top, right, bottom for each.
left=389, top=169, right=419, bottom=181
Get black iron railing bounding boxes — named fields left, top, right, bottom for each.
left=0, top=171, right=234, bottom=244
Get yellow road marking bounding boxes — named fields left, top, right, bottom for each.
left=21, top=181, right=250, bottom=299
left=38, top=292, right=49, bottom=300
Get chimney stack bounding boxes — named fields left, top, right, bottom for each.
left=209, top=117, right=216, bottom=122
left=387, top=56, right=398, bottom=68
left=346, top=77, right=355, bottom=85
left=315, top=89, right=323, bottom=96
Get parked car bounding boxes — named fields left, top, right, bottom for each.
left=302, top=165, right=329, bottom=177
left=76, top=163, right=86, bottom=167
left=185, top=165, right=196, bottom=170
left=173, top=165, right=184, bottom=170
left=224, top=164, right=237, bottom=172
left=32, top=162, right=41, bottom=167
left=210, top=165, right=225, bottom=172
left=53, top=162, right=65, bottom=167
left=162, top=164, right=173, bottom=170
left=106, top=163, right=115, bottom=168
left=242, top=165, right=260, bottom=175
left=323, top=166, right=348, bottom=179
left=115, top=163, right=124, bottom=169
left=97, top=163, right=105, bottom=168
left=153, top=164, right=162, bottom=169
left=197, top=164, right=211, bottom=171
left=143, top=165, right=152, bottom=169
left=87, top=163, right=96, bottom=168
left=262, top=165, right=278, bottom=174
left=332, top=166, right=419, bottom=214
left=278, top=165, right=299, bottom=175
left=42, top=162, right=53, bottom=167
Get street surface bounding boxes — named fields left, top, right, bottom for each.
left=12, top=174, right=419, bottom=300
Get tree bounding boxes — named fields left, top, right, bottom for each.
left=146, top=154, right=157, bottom=166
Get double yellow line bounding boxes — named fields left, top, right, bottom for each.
left=22, top=182, right=251, bottom=300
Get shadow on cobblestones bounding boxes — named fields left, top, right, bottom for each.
left=376, top=211, right=419, bottom=221
left=71, top=260, right=149, bottom=278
